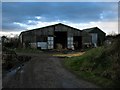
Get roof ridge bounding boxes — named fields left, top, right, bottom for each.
left=20, top=23, right=82, bottom=34
left=82, top=27, right=98, bottom=30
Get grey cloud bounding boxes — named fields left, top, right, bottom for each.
left=2, top=2, right=118, bottom=31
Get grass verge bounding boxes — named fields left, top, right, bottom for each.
left=14, top=48, right=42, bottom=53
left=63, top=47, right=118, bottom=88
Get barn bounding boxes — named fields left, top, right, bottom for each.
left=19, top=23, right=92, bottom=50
left=83, top=27, right=106, bottom=47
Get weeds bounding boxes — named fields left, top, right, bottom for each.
left=64, top=34, right=120, bottom=87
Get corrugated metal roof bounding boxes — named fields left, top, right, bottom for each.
left=21, top=23, right=82, bottom=34
left=83, top=27, right=98, bottom=32
left=83, top=27, right=106, bottom=34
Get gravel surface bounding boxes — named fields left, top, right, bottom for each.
left=2, top=52, right=99, bottom=88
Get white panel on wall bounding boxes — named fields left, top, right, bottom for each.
left=48, top=37, right=51, bottom=40
left=51, top=37, right=54, bottom=41
left=48, top=37, right=54, bottom=49
left=71, top=37, right=73, bottom=41
left=71, top=41, right=73, bottom=45
left=91, top=33, right=98, bottom=44
left=68, top=41, right=70, bottom=45
left=37, top=42, right=47, bottom=49
left=48, top=46, right=51, bottom=49
left=90, top=33, right=98, bottom=47
left=67, top=37, right=73, bottom=49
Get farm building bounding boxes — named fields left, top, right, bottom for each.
left=19, top=23, right=105, bottom=50
left=83, top=27, right=106, bottom=47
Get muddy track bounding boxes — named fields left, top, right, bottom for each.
left=2, top=52, right=99, bottom=88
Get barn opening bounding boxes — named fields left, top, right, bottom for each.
left=73, top=36, right=82, bottom=50
left=54, top=32, right=67, bottom=49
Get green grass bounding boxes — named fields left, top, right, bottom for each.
left=63, top=47, right=118, bottom=88
left=14, top=48, right=42, bottom=53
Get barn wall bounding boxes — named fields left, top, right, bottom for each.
left=54, top=24, right=81, bottom=36
left=82, top=31, right=92, bottom=45
left=20, top=24, right=88, bottom=50
left=90, top=28, right=106, bottom=45
left=22, top=30, right=36, bottom=43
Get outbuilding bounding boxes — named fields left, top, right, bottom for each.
left=19, top=23, right=96, bottom=50
left=83, top=27, right=106, bottom=47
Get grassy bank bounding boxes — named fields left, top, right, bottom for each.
left=64, top=35, right=120, bottom=88
left=2, top=47, right=31, bottom=77
left=64, top=47, right=112, bottom=87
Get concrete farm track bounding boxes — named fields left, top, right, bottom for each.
left=2, top=52, right=99, bottom=88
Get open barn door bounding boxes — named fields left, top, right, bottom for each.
left=73, top=36, right=82, bottom=50
left=54, top=32, right=67, bottom=49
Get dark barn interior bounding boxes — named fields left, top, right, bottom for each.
left=73, top=36, right=82, bottom=50
left=54, top=32, right=67, bottom=49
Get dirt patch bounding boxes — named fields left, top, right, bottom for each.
left=52, top=52, right=85, bottom=58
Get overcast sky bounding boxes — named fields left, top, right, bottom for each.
left=1, top=2, right=118, bottom=36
